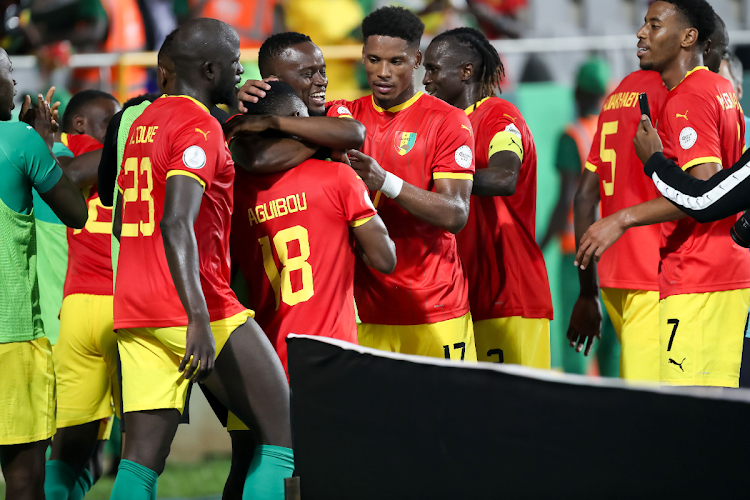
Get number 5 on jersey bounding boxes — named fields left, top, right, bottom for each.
left=259, top=225, right=315, bottom=310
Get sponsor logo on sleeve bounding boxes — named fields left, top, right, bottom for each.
left=455, top=145, right=473, bottom=169
left=679, top=127, right=697, bottom=150
left=183, top=145, right=207, bottom=169
left=505, top=123, right=522, bottom=139
left=337, top=106, right=352, bottom=116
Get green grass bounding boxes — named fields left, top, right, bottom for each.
left=0, top=457, right=231, bottom=499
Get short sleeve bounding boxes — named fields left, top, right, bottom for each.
left=485, top=113, right=525, bottom=162
left=584, top=116, right=604, bottom=173
left=64, top=133, right=102, bottom=156
left=337, top=165, right=377, bottom=227
left=431, top=109, right=475, bottom=180
left=21, top=126, right=62, bottom=193
left=556, top=133, right=581, bottom=173
left=326, top=100, right=355, bottom=119
left=52, top=142, right=74, bottom=158
left=165, top=111, right=226, bottom=190
left=662, top=93, right=721, bottom=171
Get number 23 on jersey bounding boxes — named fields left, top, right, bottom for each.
left=120, top=156, right=155, bottom=237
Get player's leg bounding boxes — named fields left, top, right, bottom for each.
left=474, top=316, right=551, bottom=368
left=0, top=440, right=49, bottom=500
left=605, top=289, right=659, bottom=382
left=224, top=424, right=258, bottom=500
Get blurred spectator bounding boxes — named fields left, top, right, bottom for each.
left=138, top=0, right=178, bottom=51
left=718, top=51, right=748, bottom=146
left=466, top=0, right=526, bottom=39
left=185, top=0, right=283, bottom=48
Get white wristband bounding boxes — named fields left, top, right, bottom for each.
left=380, top=171, right=403, bottom=199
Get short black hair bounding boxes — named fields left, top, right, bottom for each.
left=362, top=6, right=424, bottom=48
left=432, top=27, right=505, bottom=98
left=663, top=0, right=717, bottom=45
left=158, top=29, right=177, bottom=62
left=62, top=89, right=119, bottom=132
left=258, top=32, right=312, bottom=77
left=242, top=80, right=304, bottom=116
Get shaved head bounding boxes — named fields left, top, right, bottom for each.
left=169, top=18, right=244, bottom=107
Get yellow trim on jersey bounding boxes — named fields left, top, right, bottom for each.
left=349, top=216, right=374, bottom=227
left=372, top=191, right=382, bottom=208
left=681, top=156, right=722, bottom=171
left=165, top=94, right=210, bottom=114
left=166, top=170, right=207, bottom=190
left=433, top=172, right=473, bottom=180
left=61, top=132, right=69, bottom=147
left=338, top=114, right=353, bottom=119
left=372, top=92, right=423, bottom=113
left=585, top=161, right=598, bottom=172
left=489, top=130, right=524, bottom=162
left=465, top=96, right=492, bottom=115
left=674, top=66, right=709, bottom=90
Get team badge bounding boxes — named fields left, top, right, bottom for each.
left=183, top=145, right=207, bottom=169
left=679, top=127, right=697, bottom=150
left=394, top=131, right=417, bottom=156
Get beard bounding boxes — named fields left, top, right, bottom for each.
left=211, top=79, right=239, bottom=108
left=308, top=108, right=326, bottom=117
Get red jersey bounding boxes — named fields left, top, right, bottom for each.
left=114, top=96, right=244, bottom=328
left=328, top=92, right=475, bottom=325
left=231, top=159, right=377, bottom=373
left=60, top=133, right=113, bottom=297
left=584, top=70, right=668, bottom=291
left=657, top=67, right=750, bottom=298
left=457, top=97, right=552, bottom=321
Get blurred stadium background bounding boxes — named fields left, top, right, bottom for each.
left=3, top=0, right=750, bottom=497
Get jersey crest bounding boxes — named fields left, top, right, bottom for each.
left=395, top=131, right=417, bottom=156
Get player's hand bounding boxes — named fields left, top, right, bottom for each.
left=223, top=114, right=274, bottom=140
left=574, top=212, right=627, bottom=270
left=634, top=114, right=662, bottom=165
left=237, top=77, right=279, bottom=112
left=330, top=149, right=351, bottom=165
left=347, top=149, right=387, bottom=191
left=31, top=95, right=57, bottom=147
left=567, top=296, right=602, bottom=356
left=180, top=319, right=216, bottom=382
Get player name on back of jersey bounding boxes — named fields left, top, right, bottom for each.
left=129, top=125, right=159, bottom=144
left=247, top=192, right=308, bottom=226
left=603, top=91, right=640, bottom=111
left=717, top=92, right=742, bottom=112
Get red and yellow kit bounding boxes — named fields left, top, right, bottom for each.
left=231, top=159, right=377, bottom=373
left=458, top=96, right=552, bottom=322
left=658, top=67, right=750, bottom=299
left=60, top=133, right=113, bottom=297
left=327, top=92, right=474, bottom=325
left=114, top=96, right=244, bottom=329
left=585, top=70, right=668, bottom=291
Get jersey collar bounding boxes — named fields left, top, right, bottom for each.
left=465, top=96, right=492, bottom=115
left=163, top=94, right=210, bottom=114
left=673, top=66, right=708, bottom=90
left=372, top=91, right=423, bottom=113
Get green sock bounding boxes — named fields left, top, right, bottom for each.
left=242, top=445, right=294, bottom=500
left=68, top=468, right=94, bottom=500
left=110, top=459, right=158, bottom=500
left=45, top=460, right=77, bottom=500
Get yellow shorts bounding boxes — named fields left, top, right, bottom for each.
left=601, top=288, right=660, bottom=382
left=118, top=310, right=254, bottom=414
left=55, top=294, right=119, bottom=429
left=659, top=289, right=750, bottom=387
left=357, top=312, right=477, bottom=361
left=473, top=317, right=550, bottom=368
left=0, top=337, right=55, bottom=445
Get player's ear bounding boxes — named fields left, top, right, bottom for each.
left=361, top=46, right=366, bottom=66
left=461, top=62, right=473, bottom=82
left=414, top=50, right=422, bottom=69
left=203, top=61, right=215, bottom=81
left=681, top=27, right=699, bottom=49
left=73, top=115, right=85, bottom=135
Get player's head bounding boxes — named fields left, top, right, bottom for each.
left=242, top=81, right=308, bottom=118
left=258, top=32, right=328, bottom=115
left=423, top=27, right=504, bottom=107
left=720, top=51, right=743, bottom=99
left=361, top=6, right=424, bottom=106
left=62, top=89, right=120, bottom=143
left=0, top=49, right=16, bottom=121
left=157, top=29, right=177, bottom=94
left=703, top=13, right=728, bottom=73
left=170, top=18, right=244, bottom=108
left=637, top=0, right=717, bottom=73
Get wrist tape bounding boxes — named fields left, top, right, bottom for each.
left=381, top=171, right=403, bottom=199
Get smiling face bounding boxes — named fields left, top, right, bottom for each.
left=363, top=35, right=421, bottom=108
left=636, top=1, right=697, bottom=73
left=266, top=42, right=328, bottom=114
left=422, top=40, right=468, bottom=107
left=0, top=51, right=16, bottom=121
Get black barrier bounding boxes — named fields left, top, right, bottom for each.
left=287, top=335, right=750, bottom=500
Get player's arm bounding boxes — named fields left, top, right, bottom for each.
left=226, top=114, right=366, bottom=151
left=98, top=110, right=122, bottom=207
left=229, top=134, right=318, bottom=175
left=352, top=215, right=396, bottom=274
left=567, top=169, right=603, bottom=356
left=38, top=172, right=88, bottom=229
left=61, top=149, right=101, bottom=189
left=161, top=175, right=215, bottom=382
left=636, top=114, right=750, bottom=223
left=472, top=137, right=521, bottom=197
left=347, top=149, right=471, bottom=233
left=113, top=191, right=122, bottom=241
